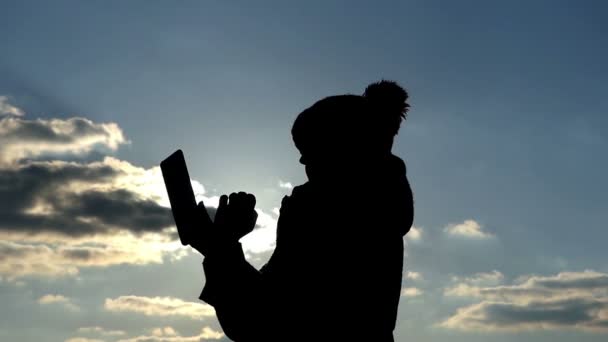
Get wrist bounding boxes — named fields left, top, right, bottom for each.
left=206, top=234, right=243, bottom=260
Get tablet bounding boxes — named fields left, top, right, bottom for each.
left=160, top=149, right=197, bottom=246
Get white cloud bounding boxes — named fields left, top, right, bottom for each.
left=198, top=327, right=225, bottom=340
left=278, top=180, right=293, bottom=189
left=441, top=270, right=608, bottom=332
left=405, top=226, right=422, bottom=241
left=39, top=294, right=70, bottom=304
left=77, top=327, right=126, bottom=336
left=116, top=327, right=224, bottom=342
left=104, top=296, right=216, bottom=319
left=39, top=294, right=79, bottom=311
left=444, top=219, right=493, bottom=239
left=239, top=208, right=277, bottom=254
left=450, top=270, right=504, bottom=286
left=405, top=271, right=422, bottom=281
left=65, top=338, right=106, bottom=342
left=443, top=283, right=483, bottom=298
left=151, top=327, right=177, bottom=337
left=401, top=287, right=423, bottom=297
left=0, top=96, right=24, bottom=116
left=0, top=231, right=183, bottom=280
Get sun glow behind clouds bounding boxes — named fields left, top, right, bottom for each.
left=0, top=105, right=279, bottom=283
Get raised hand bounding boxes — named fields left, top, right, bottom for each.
left=215, top=192, right=258, bottom=242
left=189, top=192, right=258, bottom=256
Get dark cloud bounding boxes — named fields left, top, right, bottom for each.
left=444, top=297, right=608, bottom=332
left=442, top=270, right=608, bottom=332
left=63, top=189, right=174, bottom=233
left=0, top=160, right=173, bottom=236
left=0, top=116, right=127, bottom=165
left=486, top=298, right=598, bottom=325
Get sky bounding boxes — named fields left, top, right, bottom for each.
left=1, top=0, right=607, bottom=341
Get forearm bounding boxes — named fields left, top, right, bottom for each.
left=199, top=243, right=274, bottom=341
left=199, top=242, right=258, bottom=305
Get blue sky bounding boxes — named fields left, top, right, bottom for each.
left=1, top=1, right=607, bottom=341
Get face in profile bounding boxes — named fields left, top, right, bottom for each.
left=300, top=151, right=360, bottom=183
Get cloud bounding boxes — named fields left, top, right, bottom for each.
left=0, top=117, right=188, bottom=280
left=116, top=327, right=225, bottom=342
left=0, top=241, right=78, bottom=278
left=78, top=327, right=127, bottom=336
left=450, top=270, right=504, bottom=287
left=239, top=208, right=278, bottom=254
left=441, top=270, right=608, bottom=332
left=401, top=287, right=423, bottom=297
left=0, top=112, right=278, bottom=280
left=0, top=158, right=174, bottom=238
left=278, top=180, right=293, bottom=189
left=405, top=271, right=422, bottom=280
left=0, top=96, right=24, bottom=116
left=0, top=116, right=269, bottom=243
left=444, top=219, right=493, bottom=239
left=151, top=327, right=177, bottom=337
left=405, top=226, right=422, bottom=241
left=39, top=294, right=71, bottom=304
left=38, top=294, right=79, bottom=311
left=104, top=296, right=216, bottom=319
left=0, top=230, right=186, bottom=280
left=0, top=116, right=127, bottom=166
left=65, top=338, right=106, bottom=342
left=441, top=298, right=608, bottom=333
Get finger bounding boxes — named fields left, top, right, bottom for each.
left=228, top=192, right=238, bottom=206
left=246, top=193, right=256, bottom=209
left=227, top=192, right=241, bottom=220
left=197, top=201, right=213, bottom=227
left=215, top=194, right=229, bottom=225
left=219, top=194, right=228, bottom=207
left=234, top=191, right=245, bottom=206
left=238, top=192, right=252, bottom=215
left=250, top=210, right=258, bottom=227
left=237, top=191, right=248, bottom=209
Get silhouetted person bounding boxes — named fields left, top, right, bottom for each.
left=191, top=81, right=414, bottom=341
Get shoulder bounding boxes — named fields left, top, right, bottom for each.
left=279, top=182, right=313, bottom=214
left=388, top=154, right=407, bottom=175
left=291, top=182, right=310, bottom=195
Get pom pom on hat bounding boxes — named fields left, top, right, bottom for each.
left=363, top=80, right=410, bottom=120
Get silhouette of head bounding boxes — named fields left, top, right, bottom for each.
left=292, top=80, right=409, bottom=182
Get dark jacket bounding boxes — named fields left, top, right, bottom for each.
left=200, top=154, right=414, bottom=341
